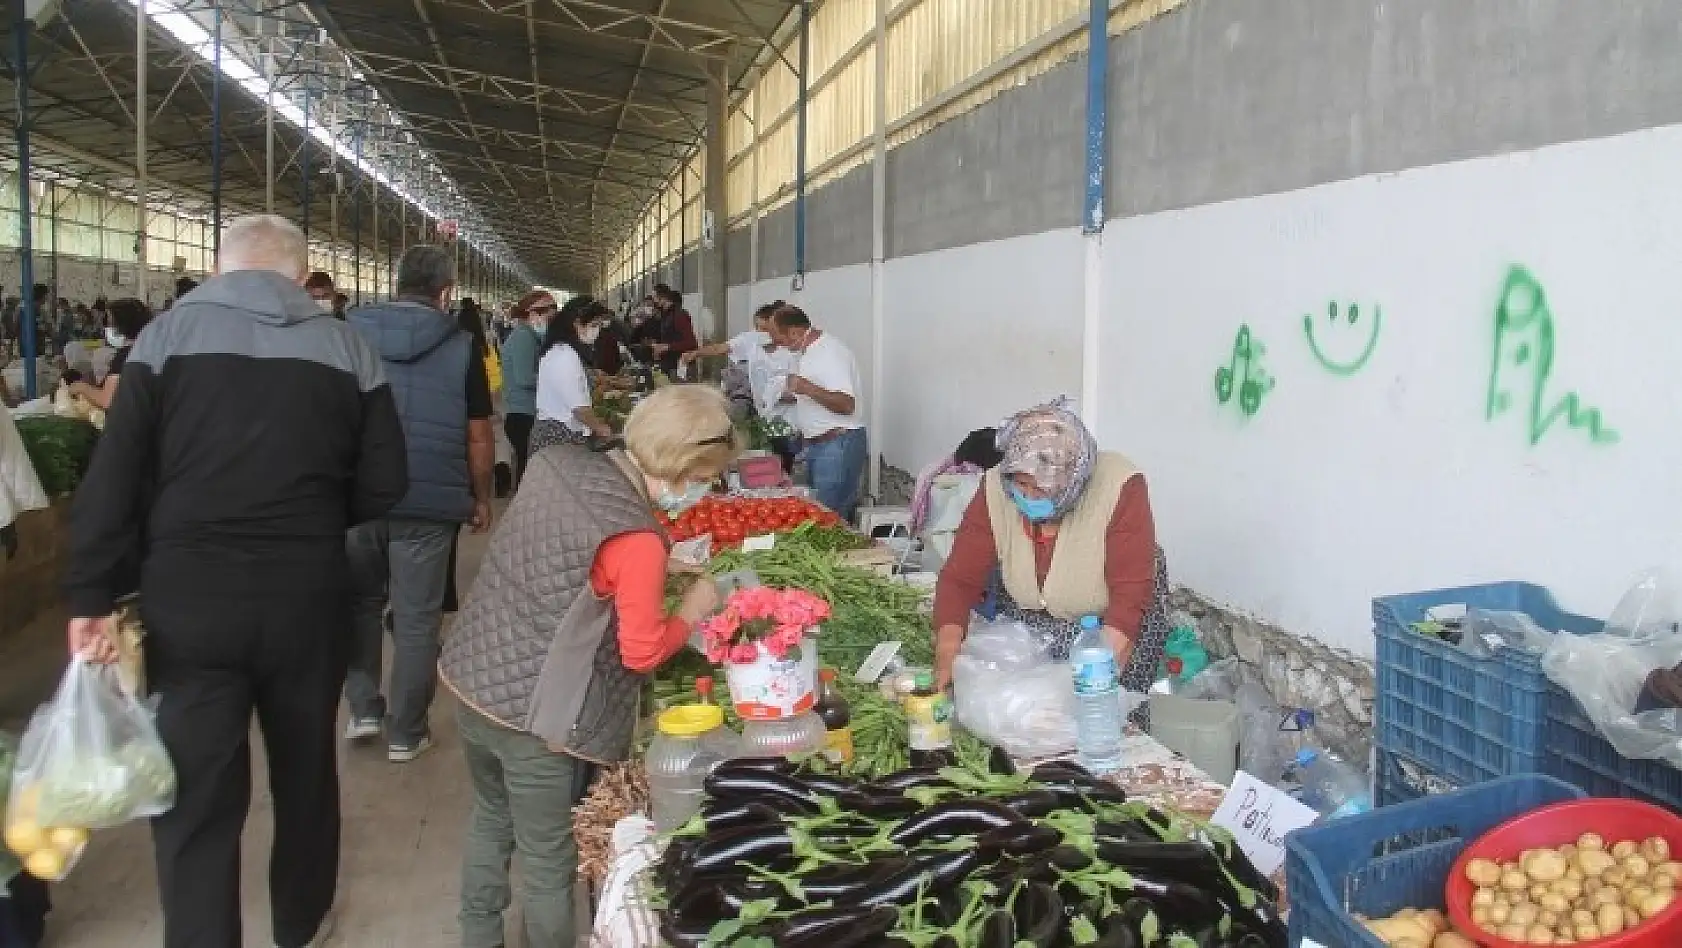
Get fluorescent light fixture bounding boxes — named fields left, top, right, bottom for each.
left=120, top=0, right=532, bottom=282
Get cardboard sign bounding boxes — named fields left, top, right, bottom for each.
left=1207, top=770, right=1320, bottom=877
left=743, top=533, right=778, bottom=552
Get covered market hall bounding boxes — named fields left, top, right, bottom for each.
left=3, top=0, right=1682, bottom=946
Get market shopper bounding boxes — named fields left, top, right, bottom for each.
left=304, top=270, right=336, bottom=314
left=63, top=213, right=408, bottom=948
left=646, top=285, right=698, bottom=377
left=67, top=298, right=153, bottom=411
left=501, top=290, right=551, bottom=483
left=930, top=400, right=1171, bottom=706
left=344, top=245, right=496, bottom=761
left=439, top=383, right=733, bottom=948
left=531, top=296, right=614, bottom=450
left=770, top=304, right=867, bottom=521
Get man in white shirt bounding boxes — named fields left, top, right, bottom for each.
left=770, top=304, right=867, bottom=522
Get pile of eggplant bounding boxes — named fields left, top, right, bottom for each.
left=654, top=756, right=1286, bottom=948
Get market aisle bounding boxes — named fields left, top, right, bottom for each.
left=2, top=525, right=502, bottom=947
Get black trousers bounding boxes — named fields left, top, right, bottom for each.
left=141, top=557, right=349, bottom=948
left=505, top=413, right=535, bottom=485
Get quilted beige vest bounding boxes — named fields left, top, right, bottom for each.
left=984, top=452, right=1140, bottom=621
left=439, top=444, right=664, bottom=763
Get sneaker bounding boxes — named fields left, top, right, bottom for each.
left=343, top=716, right=383, bottom=741
left=387, top=735, right=433, bottom=763
left=279, top=907, right=335, bottom=947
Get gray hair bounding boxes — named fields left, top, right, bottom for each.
left=219, top=215, right=308, bottom=280
left=395, top=245, right=457, bottom=300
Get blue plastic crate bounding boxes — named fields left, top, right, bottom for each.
left=1545, top=689, right=1682, bottom=810
left=1285, top=774, right=1585, bottom=948
left=1375, top=582, right=1601, bottom=789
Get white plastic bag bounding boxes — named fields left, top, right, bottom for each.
left=1543, top=564, right=1682, bottom=768
left=920, top=473, right=982, bottom=573
left=5, top=658, right=176, bottom=850
left=952, top=619, right=1078, bottom=759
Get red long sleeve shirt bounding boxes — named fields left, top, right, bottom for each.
left=591, top=530, right=691, bottom=672
left=931, top=477, right=1158, bottom=641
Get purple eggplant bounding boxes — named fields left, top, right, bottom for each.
left=978, top=822, right=1062, bottom=857
left=999, top=789, right=1064, bottom=818
left=888, top=798, right=1025, bottom=846
left=1011, top=882, right=1064, bottom=948
left=867, top=767, right=951, bottom=793
left=980, top=909, right=1018, bottom=948
left=703, top=767, right=829, bottom=810
left=774, top=905, right=900, bottom=948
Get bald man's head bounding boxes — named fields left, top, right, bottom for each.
left=218, top=215, right=308, bottom=282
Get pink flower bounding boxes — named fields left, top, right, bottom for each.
left=728, top=643, right=759, bottom=665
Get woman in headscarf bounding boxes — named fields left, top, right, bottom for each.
left=931, top=399, right=1171, bottom=706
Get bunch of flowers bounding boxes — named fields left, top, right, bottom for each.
left=699, top=586, right=831, bottom=664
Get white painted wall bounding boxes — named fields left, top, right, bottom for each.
left=1100, top=124, right=1682, bottom=654
left=725, top=127, right=1682, bottom=657
left=879, top=228, right=1086, bottom=470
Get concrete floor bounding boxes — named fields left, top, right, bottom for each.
left=0, top=526, right=522, bottom=947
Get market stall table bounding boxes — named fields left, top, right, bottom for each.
left=586, top=732, right=1230, bottom=948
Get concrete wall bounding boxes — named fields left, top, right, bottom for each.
left=713, top=0, right=1682, bottom=656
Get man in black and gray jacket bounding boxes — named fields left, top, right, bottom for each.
left=64, top=214, right=408, bottom=948
left=343, top=245, right=495, bottom=762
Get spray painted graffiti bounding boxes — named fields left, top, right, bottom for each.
left=1215, top=325, right=1275, bottom=417
left=1304, top=302, right=1382, bottom=375
left=1485, top=266, right=1619, bottom=446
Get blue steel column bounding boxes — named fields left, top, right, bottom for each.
left=11, top=0, right=38, bottom=398
left=794, top=0, right=810, bottom=282
left=211, top=0, right=223, bottom=256
left=1082, top=0, right=1107, bottom=234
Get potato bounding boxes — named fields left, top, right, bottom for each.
left=1524, top=923, right=1555, bottom=945
left=1433, top=934, right=1478, bottom=948
left=1653, top=872, right=1675, bottom=890
left=1368, top=916, right=1434, bottom=945
left=1628, top=884, right=1655, bottom=907
left=1472, top=888, right=1496, bottom=908
left=1642, top=837, right=1671, bottom=863
left=1579, top=833, right=1606, bottom=851
left=1529, top=883, right=1551, bottom=901
left=1625, top=854, right=1653, bottom=879
left=1508, top=903, right=1539, bottom=928
left=1574, top=922, right=1600, bottom=942
left=1502, top=869, right=1532, bottom=892
left=1582, top=877, right=1602, bottom=897
left=1472, top=905, right=1492, bottom=928
left=1595, top=901, right=1624, bottom=935
left=1589, top=887, right=1622, bottom=909
left=1525, top=850, right=1569, bottom=883
left=1658, top=861, right=1682, bottom=884
left=1564, top=866, right=1584, bottom=883
left=1623, top=906, right=1641, bottom=930
left=1391, top=939, right=1426, bottom=948
left=1577, top=849, right=1616, bottom=877
left=1553, top=877, right=1582, bottom=901
left=1639, top=887, right=1675, bottom=919
left=1612, top=840, right=1640, bottom=860
left=1498, top=923, right=1529, bottom=941
left=1466, top=858, right=1503, bottom=887
left=1489, top=902, right=1513, bottom=925
left=1602, top=866, right=1628, bottom=887
left=1416, top=909, right=1448, bottom=936
left=1538, top=909, right=1559, bottom=928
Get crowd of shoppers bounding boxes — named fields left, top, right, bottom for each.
left=46, top=213, right=878, bottom=947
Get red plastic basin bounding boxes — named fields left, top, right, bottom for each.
left=1447, top=798, right=1682, bottom=947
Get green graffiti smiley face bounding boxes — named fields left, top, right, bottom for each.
left=1303, top=302, right=1383, bottom=376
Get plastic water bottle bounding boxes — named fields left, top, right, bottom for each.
left=1070, top=615, right=1125, bottom=772
left=1294, top=747, right=1372, bottom=820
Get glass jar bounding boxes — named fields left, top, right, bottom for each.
left=739, top=711, right=827, bottom=760
left=644, top=704, right=741, bottom=832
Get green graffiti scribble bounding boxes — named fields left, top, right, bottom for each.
left=1214, top=325, right=1274, bottom=417
left=1304, top=302, right=1382, bottom=375
left=1485, top=266, right=1619, bottom=446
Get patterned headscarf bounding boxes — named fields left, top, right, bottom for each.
left=995, top=397, right=1097, bottom=516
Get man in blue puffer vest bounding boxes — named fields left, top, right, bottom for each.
left=345, top=245, right=496, bottom=762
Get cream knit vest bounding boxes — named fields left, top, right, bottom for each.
left=984, top=452, right=1141, bottom=621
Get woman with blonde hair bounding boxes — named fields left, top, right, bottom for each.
left=438, top=384, right=738, bottom=948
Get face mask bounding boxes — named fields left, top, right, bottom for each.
left=1008, top=484, right=1057, bottom=523
left=579, top=326, right=601, bottom=346
left=657, top=480, right=709, bottom=514
left=104, top=328, right=126, bottom=348
left=316, top=299, right=334, bottom=313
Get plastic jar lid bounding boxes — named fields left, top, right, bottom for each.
left=658, top=704, right=725, bottom=737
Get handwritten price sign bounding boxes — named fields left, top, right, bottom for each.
left=1208, top=770, right=1320, bottom=877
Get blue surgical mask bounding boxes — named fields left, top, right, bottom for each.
left=1008, top=485, right=1056, bottom=523
left=657, top=481, right=710, bottom=514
